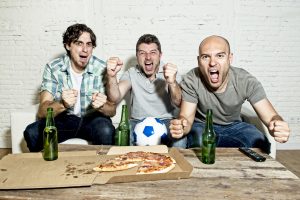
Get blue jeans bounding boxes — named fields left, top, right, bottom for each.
left=24, top=111, right=115, bottom=152
left=187, top=121, right=271, bottom=154
left=130, top=118, right=187, bottom=148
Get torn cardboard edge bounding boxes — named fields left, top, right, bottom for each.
left=0, top=146, right=193, bottom=189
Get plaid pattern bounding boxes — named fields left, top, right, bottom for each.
left=41, top=54, right=106, bottom=116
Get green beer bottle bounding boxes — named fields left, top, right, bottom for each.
left=115, top=105, right=130, bottom=146
left=43, top=107, right=58, bottom=161
left=201, top=109, right=216, bottom=164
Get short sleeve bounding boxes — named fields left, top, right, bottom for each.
left=180, top=69, right=199, bottom=104
left=40, top=63, right=58, bottom=97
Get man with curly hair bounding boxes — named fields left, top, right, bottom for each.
left=24, top=23, right=116, bottom=152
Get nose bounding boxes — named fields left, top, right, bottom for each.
left=145, top=52, right=151, bottom=60
left=209, top=57, right=216, bottom=66
left=82, top=45, right=88, bottom=52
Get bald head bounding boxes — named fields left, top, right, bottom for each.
left=199, top=35, right=231, bottom=55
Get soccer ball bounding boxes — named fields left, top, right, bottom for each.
left=133, top=117, right=168, bottom=146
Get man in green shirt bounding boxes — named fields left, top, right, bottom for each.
left=170, top=35, right=290, bottom=152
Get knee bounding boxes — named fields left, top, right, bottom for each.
left=93, top=118, right=115, bottom=135
left=100, top=124, right=115, bottom=137
left=23, top=122, right=43, bottom=152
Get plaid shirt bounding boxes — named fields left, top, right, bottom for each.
left=40, top=54, right=106, bottom=116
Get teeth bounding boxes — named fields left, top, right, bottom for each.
left=209, top=68, right=218, bottom=73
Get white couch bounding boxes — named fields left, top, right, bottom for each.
left=10, top=101, right=125, bottom=154
left=10, top=102, right=276, bottom=158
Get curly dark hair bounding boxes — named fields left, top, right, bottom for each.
left=136, top=34, right=162, bottom=54
left=62, top=23, right=96, bottom=56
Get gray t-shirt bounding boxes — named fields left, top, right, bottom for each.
left=120, top=65, right=180, bottom=120
left=181, top=66, right=266, bottom=125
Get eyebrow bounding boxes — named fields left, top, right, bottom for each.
left=200, top=51, right=227, bottom=56
left=138, top=49, right=158, bottom=52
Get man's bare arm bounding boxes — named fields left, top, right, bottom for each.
left=168, top=81, right=182, bottom=107
left=38, top=91, right=66, bottom=119
left=169, top=101, right=197, bottom=139
left=252, top=98, right=290, bottom=143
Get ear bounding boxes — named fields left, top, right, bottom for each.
left=159, top=51, right=163, bottom=59
left=229, top=53, right=233, bottom=64
left=65, top=43, right=70, bottom=51
left=197, top=56, right=201, bottom=66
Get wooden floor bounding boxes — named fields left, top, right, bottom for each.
left=0, top=148, right=299, bottom=178
left=276, top=150, right=300, bottom=178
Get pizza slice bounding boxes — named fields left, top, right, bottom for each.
left=137, top=156, right=176, bottom=174
left=93, top=159, right=138, bottom=172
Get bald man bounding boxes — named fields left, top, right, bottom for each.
left=169, top=35, right=290, bottom=153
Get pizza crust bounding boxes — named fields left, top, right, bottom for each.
left=136, top=162, right=176, bottom=174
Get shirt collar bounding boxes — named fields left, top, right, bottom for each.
left=61, top=54, right=94, bottom=74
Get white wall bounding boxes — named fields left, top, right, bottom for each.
left=1, top=0, right=299, bottom=149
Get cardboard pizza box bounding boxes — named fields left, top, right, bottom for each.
left=0, top=151, right=98, bottom=189
left=0, top=145, right=193, bottom=189
left=93, top=146, right=193, bottom=184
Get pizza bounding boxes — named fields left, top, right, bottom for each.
left=92, top=159, right=138, bottom=172
left=93, top=151, right=176, bottom=174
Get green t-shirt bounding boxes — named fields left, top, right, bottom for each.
left=181, top=66, right=266, bottom=125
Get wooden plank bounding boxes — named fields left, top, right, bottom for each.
left=0, top=178, right=299, bottom=199
left=1, top=145, right=299, bottom=199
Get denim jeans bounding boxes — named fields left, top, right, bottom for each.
left=130, top=118, right=187, bottom=148
left=24, top=111, right=115, bottom=152
left=187, top=121, right=271, bottom=154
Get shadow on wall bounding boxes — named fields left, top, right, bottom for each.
left=120, top=55, right=137, bottom=116
left=124, top=55, right=137, bottom=71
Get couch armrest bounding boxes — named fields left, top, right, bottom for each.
left=10, top=104, right=38, bottom=153
left=111, top=99, right=127, bottom=128
left=241, top=105, right=276, bottom=158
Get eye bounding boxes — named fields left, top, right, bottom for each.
left=74, top=41, right=83, bottom=46
left=201, top=55, right=209, bottom=60
left=138, top=51, right=146, bottom=56
left=87, top=42, right=93, bottom=48
left=150, top=51, right=158, bottom=56
left=217, top=53, right=225, bottom=58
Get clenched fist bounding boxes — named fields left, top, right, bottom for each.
left=269, top=120, right=290, bottom=143
left=163, top=63, right=178, bottom=85
left=106, top=57, right=123, bottom=77
left=62, top=89, right=78, bottom=108
left=169, top=118, right=188, bottom=139
left=91, top=92, right=107, bottom=109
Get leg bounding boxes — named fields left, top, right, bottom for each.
left=215, top=121, right=271, bottom=153
left=130, top=119, right=140, bottom=146
left=186, top=121, right=205, bottom=148
left=79, top=113, right=115, bottom=145
left=23, top=113, right=81, bottom=152
left=24, top=120, right=45, bottom=152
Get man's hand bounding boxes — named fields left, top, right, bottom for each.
left=62, top=89, right=78, bottom=108
left=269, top=120, right=290, bottom=143
left=163, top=63, right=177, bottom=85
left=106, top=57, right=123, bottom=78
left=92, top=92, right=107, bottom=110
left=169, top=118, right=188, bottom=139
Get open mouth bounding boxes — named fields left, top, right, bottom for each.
left=209, top=68, right=219, bottom=83
left=144, top=62, right=153, bottom=71
left=79, top=55, right=88, bottom=62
